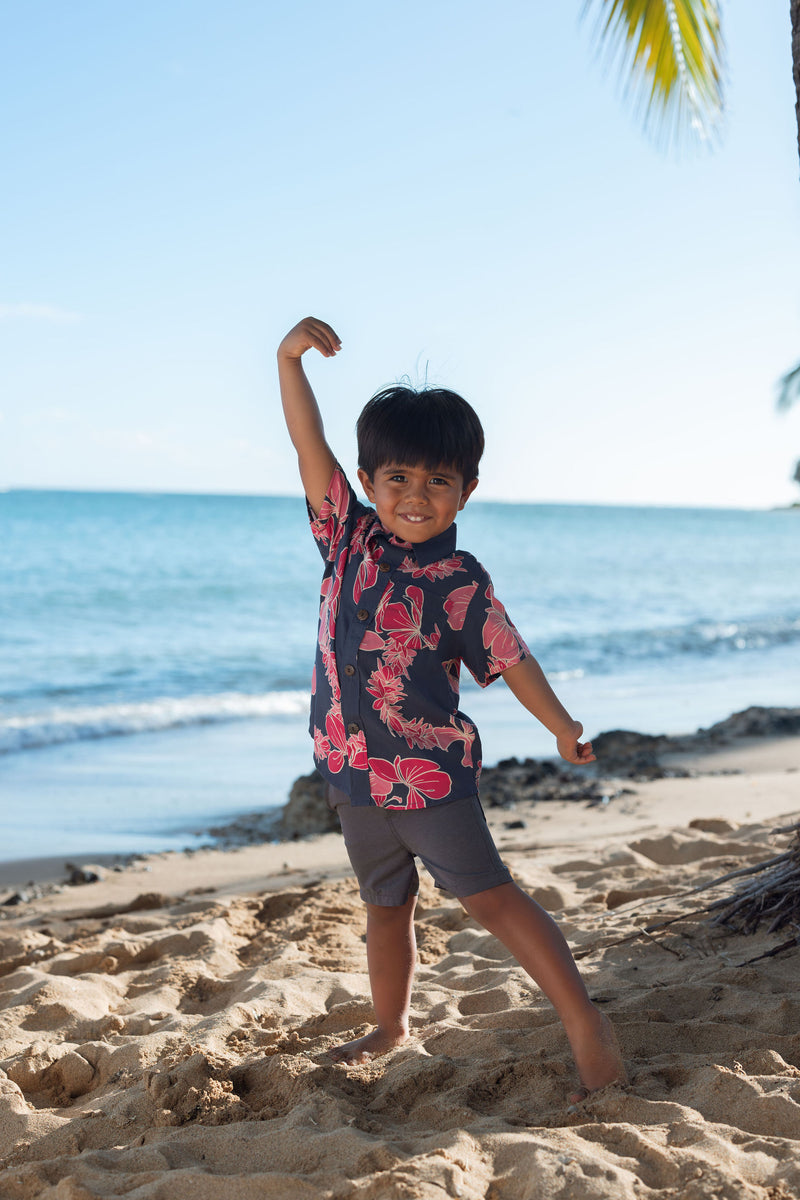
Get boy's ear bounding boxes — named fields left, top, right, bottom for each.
left=458, top=478, right=479, bottom=510
left=357, top=468, right=376, bottom=503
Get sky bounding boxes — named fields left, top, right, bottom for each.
left=1, top=0, right=800, bottom=508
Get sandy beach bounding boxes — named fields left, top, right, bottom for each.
left=1, top=726, right=799, bottom=1199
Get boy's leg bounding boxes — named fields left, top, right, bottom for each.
left=460, top=882, right=625, bottom=1099
left=325, top=790, right=423, bottom=1064
left=329, top=894, right=417, bottom=1064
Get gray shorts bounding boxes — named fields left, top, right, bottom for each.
left=326, top=785, right=512, bottom=906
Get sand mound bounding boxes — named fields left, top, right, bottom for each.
left=2, top=814, right=800, bottom=1198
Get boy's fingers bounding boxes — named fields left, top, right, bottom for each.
left=571, top=741, right=595, bottom=764
left=307, top=318, right=342, bottom=355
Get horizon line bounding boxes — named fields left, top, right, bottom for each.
left=0, top=484, right=794, bottom=514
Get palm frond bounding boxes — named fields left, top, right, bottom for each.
left=776, top=360, right=800, bottom=412
left=583, top=0, right=725, bottom=149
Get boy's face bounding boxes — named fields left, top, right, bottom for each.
left=357, top=463, right=478, bottom=544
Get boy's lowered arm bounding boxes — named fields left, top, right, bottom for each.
left=501, top=657, right=596, bottom=766
left=277, top=317, right=341, bottom=516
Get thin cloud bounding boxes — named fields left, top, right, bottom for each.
left=0, top=302, right=82, bottom=323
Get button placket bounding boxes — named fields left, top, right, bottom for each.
left=339, top=581, right=377, bottom=767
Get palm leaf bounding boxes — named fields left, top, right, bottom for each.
left=776, top=360, right=800, bottom=413
left=583, top=0, right=725, bottom=148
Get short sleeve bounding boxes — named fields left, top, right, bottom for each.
left=459, top=571, right=531, bottom=688
left=307, top=463, right=357, bottom=563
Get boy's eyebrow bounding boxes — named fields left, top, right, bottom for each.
left=380, top=464, right=459, bottom=478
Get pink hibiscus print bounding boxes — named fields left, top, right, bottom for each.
left=487, top=656, right=524, bottom=677
left=346, top=729, right=368, bottom=771
left=444, top=583, right=478, bottom=631
left=369, top=755, right=453, bottom=810
left=433, top=718, right=476, bottom=767
left=319, top=571, right=342, bottom=644
left=366, top=664, right=406, bottom=720
left=359, top=629, right=387, bottom=654
left=313, top=468, right=350, bottom=560
left=353, top=557, right=380, bottom=606
left=351, top=514, right=373, bottom=555
left=398, top=555, right=466, bottom=581
left=381, top=640, right=418, bottom=677
left=482, top=583, right=528, bottom=662
left=321, top=644, right=340, bottom=699
left=312, top=725, right=330, bottom=761
left=396, top=716, right=439, bottom=751
left=441, top=658, right=460, bottom=694
left=376, top=585, right=425, bottom=647
left=324, top=709, right=348, bottom=773
left=311, top=518, right=334, bottom=548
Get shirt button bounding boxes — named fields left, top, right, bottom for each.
left=347, top=722, right=360, bottom=735
left=379, top=562, right=391, bottom=573
left=344, top=664, right=356, bottom=676
left=357, top=609, right=369, bottom=621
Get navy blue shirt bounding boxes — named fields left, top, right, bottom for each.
left=308, top=465, right=530, bottom=808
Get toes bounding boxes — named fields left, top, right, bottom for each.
left=328, top=1045, right=372, bottom=1065
left=567, top=1086, right=590, bottom=1111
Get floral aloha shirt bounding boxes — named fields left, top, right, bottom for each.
left=308, top=464, right=531, bottom=810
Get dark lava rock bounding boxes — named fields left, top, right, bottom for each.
left=65, top=864, right=104, bottom=886
left=590, top=729, right=671, bottom=778
left=206, top=811, right=280, bottom=847
left=480, top=757, right=605, bottom=807
left=699, top=706, right=800, bottom=743
left=280, top=770, right=340, bottom=839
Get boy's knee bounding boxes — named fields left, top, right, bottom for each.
left=460, top=881, right=514, bottom=921
left=366, top=895, right=417, bottom=922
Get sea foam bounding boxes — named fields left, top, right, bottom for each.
left=0, top=691, right=310, bottom=755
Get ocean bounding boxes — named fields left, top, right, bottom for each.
left=1, top=489, right=799, bottom=863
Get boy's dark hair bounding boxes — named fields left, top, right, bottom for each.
left=357, top=386, right=484, bottom=483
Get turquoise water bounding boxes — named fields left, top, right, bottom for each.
left=1, top=489, right=799, bottom=860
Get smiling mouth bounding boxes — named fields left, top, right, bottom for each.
left=399, top=513, right=429, bottom=523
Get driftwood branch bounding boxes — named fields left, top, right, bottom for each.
left=576, top=823, right=800, bottom=964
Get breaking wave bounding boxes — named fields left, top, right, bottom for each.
left=0, top=691, right=310, bottom=756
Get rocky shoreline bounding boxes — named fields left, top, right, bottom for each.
left=3, top=706, right=797, bottom=905
left=215, top=704, right=800, bottom=843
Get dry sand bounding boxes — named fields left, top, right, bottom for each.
left=1, top=736, right=799, bottom=1199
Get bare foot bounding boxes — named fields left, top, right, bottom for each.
left=328, top=1026, right=410, bottom=1065
left=566, top=1006, right=627, bottom=1107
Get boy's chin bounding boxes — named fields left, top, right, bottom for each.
left=389, top=523, right=438, bottom=544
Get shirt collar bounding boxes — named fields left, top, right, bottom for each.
left=383, top=521, right=457, bottom=567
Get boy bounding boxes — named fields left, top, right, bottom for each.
left=277, top=316, right=625, bottom=1106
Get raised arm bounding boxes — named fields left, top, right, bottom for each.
left=277, top=317, right=341, bottom=516
left=501, top=657, right=596, bottom=766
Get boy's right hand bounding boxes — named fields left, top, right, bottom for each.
left=556, top=720, right=596, bottom=766
left=278, top=317, right=341, bottom=362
